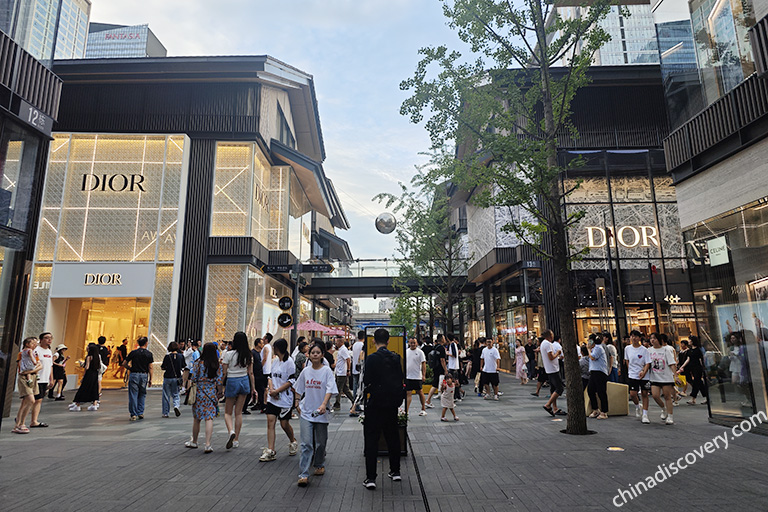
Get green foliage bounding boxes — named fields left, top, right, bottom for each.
left=400, top=0, right=615, bottom=261
left=374, top=159, right=468, bottom=330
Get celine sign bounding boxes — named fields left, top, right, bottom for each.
left=84, top=273, right=123, bottom=286
left=707, top=236, right=729, bottom=267
left=586, top=226, right=659, bottom=249
left=82, top=174, right=146, bottom=192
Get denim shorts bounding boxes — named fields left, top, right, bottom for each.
left=225, top=375, right=251, bottom=398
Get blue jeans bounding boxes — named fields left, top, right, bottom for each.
left=162, top=377, right=180, bottom=416
left=351, top=373, right=360, bottom=397
left=608, top=367, right=619, bottom=383
left=128, top=372, right=148, bottom=417
left=299, top=416, right=328, bottom=478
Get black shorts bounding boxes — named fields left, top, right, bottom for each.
left=405, top=379, right=423, bottom=391
left=628, top=378, right=651, bottom=392
left=34, top=382, right=48, bottom=400
left=547, top=372, right=565, bottom=395
left=480, top=372, right=499, bottom=387
left=432, top=372, right=444, bottom=388
left=651, top=382, right=675, bottom=388
left=264, top=402, right=293, bottom=420
left=537, top=368, right=548, bottom=383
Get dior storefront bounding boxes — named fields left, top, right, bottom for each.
left=561, top=149, right=694, bottom=343
left=24, top=134, right=318, bottom=386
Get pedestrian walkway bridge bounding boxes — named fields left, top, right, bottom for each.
left=304, top=259, right=472, bottom=297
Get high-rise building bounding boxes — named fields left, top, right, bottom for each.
left=552, top=4, right=660, bottom=66
left=0, top=0, right=91, bottom=65
left=85, top=23, right=167, bottom=59
left=53, top=0, right=90, bottom=59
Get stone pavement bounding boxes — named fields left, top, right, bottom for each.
left=1, top=373, right=767, bottom=512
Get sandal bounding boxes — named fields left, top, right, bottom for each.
left=589, top=410, right=600, bottom=418
left=204, top=445, right=213, bottom=453
left=29, top=422, right=49, bottom=428
left=12, top=426, right=30, bottom=434
left=184, top=440, right=198, bottom=449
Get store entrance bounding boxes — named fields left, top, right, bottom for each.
left=63, top=297, right=151, bottom=389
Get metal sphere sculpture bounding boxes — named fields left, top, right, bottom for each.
left=375, top=212, right=397, bottom=234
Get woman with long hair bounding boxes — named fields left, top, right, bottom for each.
left=222, top=331, right=254, bottom=449
left=294, top=341, right=337, bottom=486
left=69, top=343, right=101, bottom=412
left=161, top=341, right=185, bottom=418
left=649, top=332, right=677, bottom=425
left=14, top=337, right=41, bottom=433
left=259, top=338, right=298, bottom=462
left=679, top=335, right=708, bottom=405
left=514, top=339, right=528, bottom=385
left=187, top=342, right=223, bottom=452
left=51, top=344, right=69, bottom=401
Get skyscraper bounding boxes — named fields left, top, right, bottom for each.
left=85, top=23, right=167, bottom=59
left=0, top=0, right=91, bottom=65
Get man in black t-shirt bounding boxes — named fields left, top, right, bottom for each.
left=122, top=336, right=154, bottom=421
left=97, top=336, right=110, bottom=394
left=425, top=334, right=447, bottom=408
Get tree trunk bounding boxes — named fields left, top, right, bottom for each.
left=534, top=0, right=587, bottom=434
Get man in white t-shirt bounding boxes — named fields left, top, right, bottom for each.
left=332, top=336, right=355, bottom=410
left=540, top=329, right=566, bottom=417
left=351, top=330, right=365, bottom=397
left=624, top=329, right=651, bottom=423
left=480, top=338, right=501, bottom=400
left=31, top=332, right=54, bottom=427
left=405, top=337, right=427, bottom=415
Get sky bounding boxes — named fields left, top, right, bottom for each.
left=89, top=0, right=469, bottom=263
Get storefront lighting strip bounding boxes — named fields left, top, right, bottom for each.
left=131, top=137, right=149, bottom=260
left=80, top=134, right=99, bottom=257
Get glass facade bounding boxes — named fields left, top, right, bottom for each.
left=23, top=133, right=188, bottom=380
left=84, top=24, right=159, bottom=59
left=562, top=151, right=693, bottom=343
left=684, top=197, right=768, bottom=421
left=52, top=0, right=89, bottom=60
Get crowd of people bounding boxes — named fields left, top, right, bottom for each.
left=12, top=325, right=711, bottom=489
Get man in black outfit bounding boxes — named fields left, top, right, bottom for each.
left=362, top=328, right=404, bottom=490
left=248, top=337, right=266, bottom=412
left=97, top=336, right=110, bottom=395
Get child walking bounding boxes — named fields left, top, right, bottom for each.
left=440, top=374, right=459, bottom=422
left=294, top=342, right=338, bottom=487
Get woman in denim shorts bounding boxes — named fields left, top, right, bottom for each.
left=222, top=331, right=255, bottom=450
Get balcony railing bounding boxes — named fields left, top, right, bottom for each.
left=663, top=73, right=768, bottom=173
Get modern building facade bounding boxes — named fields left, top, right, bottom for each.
left=453, top=66, right=682, bottom=370
left=0, top=0, right=91, bottom=65
left=23, top=56, right=350, bottom=387
left=85, top=23, right=167, bottom=59
left=657, top=0, right=768, bottom=431
left=0, top=25, right=62, bottom=421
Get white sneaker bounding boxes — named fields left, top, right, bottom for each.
left=232, top=441, right=239, bottom=449
left=69, top=405, right=81, bottom=412
left=666, top=416, right=674, bottom=425
left=635, top=406, right=641, bottom=418
left=484, top=394, right=493, bottom=400
left=418, top=410, right=427, bottom=416
left=87, top=405, right=98, bottom=411
left=288, top=440, right=299, bottom=456
left=68, top=403, right=78, bottom=410
left=494, top=395, right=500, bottom=401
left=660, top=410, right=668, bottom=421
left=259, top=448, right=276, bottom=462
left=641, top=415, right=650, bottom=424
left=425, top=402, right=434, bottom=409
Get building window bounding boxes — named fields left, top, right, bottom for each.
left=278, top=104, right=296, bottom=149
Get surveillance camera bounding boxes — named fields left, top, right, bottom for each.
left=373, top=294, right=377, bottom=300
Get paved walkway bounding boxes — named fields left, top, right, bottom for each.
left=2, top=373, right=767, bottom=511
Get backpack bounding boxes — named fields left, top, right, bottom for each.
left=370, top=350, right=405, bottom=409
left=427, top=349, right=437, bottom=368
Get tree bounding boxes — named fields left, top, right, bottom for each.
left=400, top=0, right=615, bottom=434
left=390, top=292, right=431, bottom=338
left=375, top=165, right=469, bottom=335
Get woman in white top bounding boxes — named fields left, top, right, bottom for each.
left=294, top=341, right=338, bottom=486
left=648, top=332, right=677, bottom=425
left=222, top=332, right=255, bottom=450
left=259, top=338, right=298, bottom=462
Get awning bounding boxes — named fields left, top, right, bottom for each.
left=316, top=228, right=353, bottom=261
left=271, top=139, right=332, bottom=218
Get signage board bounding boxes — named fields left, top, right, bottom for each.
left=49, top=262, right=156, bottom=298
left=278, top=296, right=293, bottom=311
left=277, top=313, right=293, bottom=328
left=16, top=99, right=53, bottom=136
left=303, top=263, right=334, bottom=273
left=707, top=236, right=729, bottom=267
left=262, top=264, right=291, bottom=274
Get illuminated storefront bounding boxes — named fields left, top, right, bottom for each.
left=21, top=56, right=352, bottom=386
left=562, top=149, right=694, bottom=344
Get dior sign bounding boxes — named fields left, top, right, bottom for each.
left=82, top=174, right=146, bottom=192
left=84, top=273, right=123, bottom=286
left=586, top=226, right=659, bottom=249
